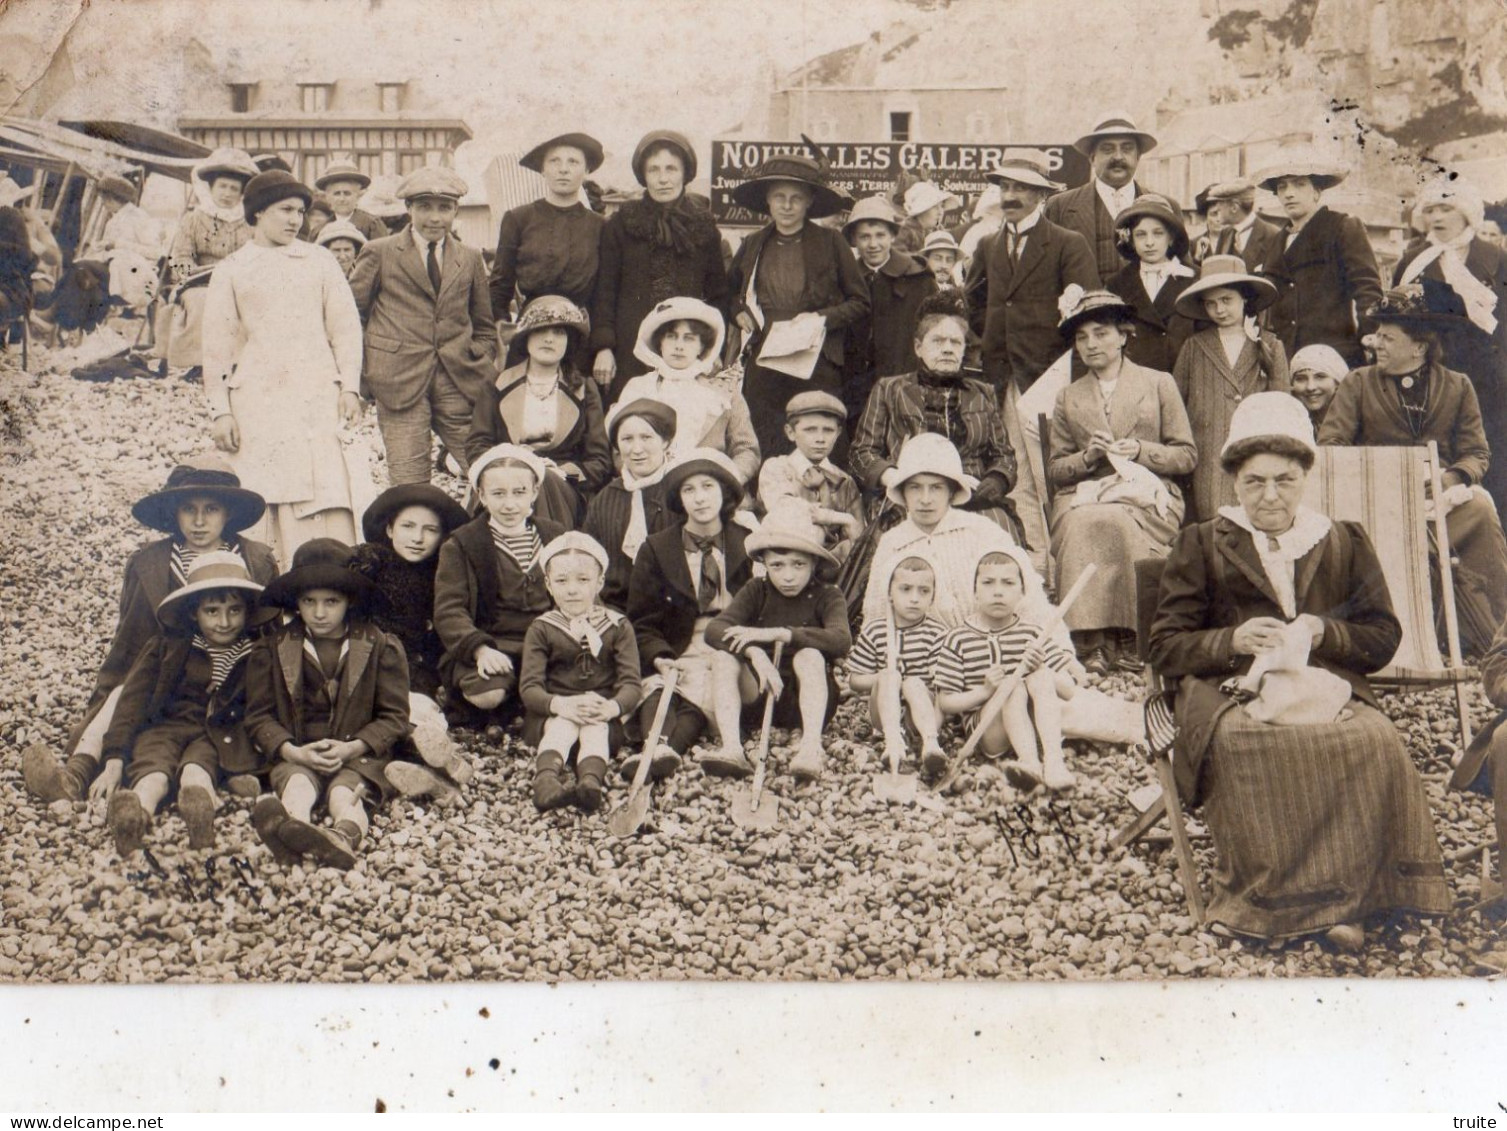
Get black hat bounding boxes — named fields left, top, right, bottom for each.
left=131, top=458, right=266, bottom=534
left=1367, top=285, right=1466, bottom=331
left=662, top=448, right=745, bottom=517
left=632, top=130, right=697, bottom=185
left=520, top=132, right=605, bottom=175
left=606, top=397, right=678, bottom=447
left=261, top=538, right=377, bottom=611
left=243, top=170, right=313, bottom=225
left=361, top=484, right=470, bottom=546
left=729, top=154, right=851, bottom=219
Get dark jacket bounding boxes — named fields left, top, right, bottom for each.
left=488, top=199, right=603, bottom=319
left=102, top=634, right=257, bottom=773
left=582, top=480, right=673, bottom=613
left=627, top=523, right=753, bottom=673
left=844, top=249, right=938, bottom=412
left=1223, top=213, right=1285, bottom=274
left=1260, top=206, right=1384, bottom=367
left=466, top=362, right=611, bottom=491
left=433, top=514, right=565, bottom=676
left=590, top=197, right=729, bottom=397
left=965, top=215, right=1098, bottom=390
left=706, top=577, right=852, bottom=659
left=1044, top=181, right=1169, bottom=285
left=1104, top=262, right=1200, bottom=374
left=244, top=619, right=411, bottom=761
left=1148, top=516, right=1401, bottom=803
left=1392, top=235, right=1507, bottom=386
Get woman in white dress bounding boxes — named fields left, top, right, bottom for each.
left=203, top=171, right=365, bottom=567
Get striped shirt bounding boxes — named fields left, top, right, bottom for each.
left=190, top=634, right=253, bottom=691
left=932, top=619, right=1075, bottom=695
left=848, top=616, right=947, bottom=680
left=171, top=540, right=237, bottom=587
left=490, top=521, right=541, bottom=572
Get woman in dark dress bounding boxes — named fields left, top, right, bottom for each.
left=582, top=398, right=678, bottom=611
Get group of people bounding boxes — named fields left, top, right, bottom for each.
left=18, top=111, right=1507, bottom=955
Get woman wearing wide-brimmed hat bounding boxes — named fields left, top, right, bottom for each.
left=1318, top=286, right=1507, bottom=655
left=1394, top=174, right=1507, bottom=517
left=724, top=152, right=869, bottom=459
left=489, top=131, right=606, bottom=325
left=1103, top=192, right=1199, bottom=372
left=588, top=130, right=728, bottom=402
left=1250, top=150, right=1383, bottom=367
left=203, top=170, right=367, bottom=567
left=1150, top=392, right=1450, bottom=950
left=466, top=294, right=610, bottom=527
left=1048, top=289, right=1197, bottom=673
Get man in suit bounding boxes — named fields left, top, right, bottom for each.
left=1251, top=153, right=1383, bottom=367
left=965, top=149, right=1099, bottom=392
left=1204, top=179, right=1283, bottom=272
left=1044, top=113, right=1167, bottom=285
left=316, top=162, right=390, bottom=244
left=348, top=166, right=498, bottom=485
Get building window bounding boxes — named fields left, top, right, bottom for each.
left=299, top=83, right=333, bottom=113
left=227, top=83, right=255, bottom=113
left=301, top=152, right=329, bottom=183
left=378, top=83, right=407, bottom=113
left=965, top=111, right=990, bottom=141
left=355, top=152, right=383, bottom=180
left=889, top=111, right=912, bottom=142
left=398, top=151, right=426, bottom=175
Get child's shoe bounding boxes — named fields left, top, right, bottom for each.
left=177, top=786, right=216, bottom=850
left=333, top=820, right=364, bottom=852
left=386, top=760, right=462, bottom=804
left=107, top=792, right=150, bottom=856
left=701, top=745, right=754, bottom=778
left=575, top=756, right=608, bottom=813
left=532, top=752, right=571, bottom=812
left=790, top=741, right=825, bottom=782
left=649, top=743, right=683, bottom=781
left=224, top=774, right=262, bottom=799
left=23, top=745, right=91, bottom=803
left=252, top=795, right=301, bottom=865
left=278, top=819, right=358, bottom=871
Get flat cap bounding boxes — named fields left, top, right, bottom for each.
left=397, top=166, right=468, bottom=201
left=784, top=390, right=847, bottom=423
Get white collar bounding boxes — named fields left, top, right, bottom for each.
left=786, top=450, right=840, bottom=477
left=1218, top=504, right=1332, bottom=561
left=1095, top=178, right=1135, bottom=214
left=1234, top=211, right=1257, bottom=235
left=412, top=227, right=443, bottom=253
left=1007, top=205, right=1044, bottom=234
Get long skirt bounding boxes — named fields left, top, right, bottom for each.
left=1201, top=700, right=1451, bottom=939
left=1049, top=494, right=1182, bottom=633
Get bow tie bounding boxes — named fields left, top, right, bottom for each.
left=799, top=465, right=829, bottom=492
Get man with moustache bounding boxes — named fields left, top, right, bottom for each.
left=1044, top=114, right=1165, bottom=284
left=347, top=167, right=498, bottom=485
left=965, top=149, right=1098, bottom=393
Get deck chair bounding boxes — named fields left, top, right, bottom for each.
left=1108, top=556, right=1207, bottom=924
left=2, top=297, right=31, bottom=372
left=1303, top=443, right=1473, bottom=750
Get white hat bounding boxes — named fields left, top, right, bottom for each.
left=842, top=194, right=902, bottom=238
left=155, top=551, right=265, bottom=632
left=539, top=530, right=609, bottom=575
left=1219, top=392, right=1316, bottom=467
left=1251, top=151, right=1348, bottom=193
left=1413, top=175, right=1485, bottom=233
left=903, top=181, right=961, bottom=219
left=632, top=295, right=725, bottom=377
left=314, top=218, right=367, bottom=249
left=745, top=500, right=838, bottom=567
left=886, top=432, right=979, bottom=507
left=1289, top=344, right=1350, bottom=382
left=1074, top=113, right=1158, bottom=156
left=469, top=443, right=547, bottom=493
left=985, top=149, right=1062, bottom=192
left=921, top=230, right=961, bottom=257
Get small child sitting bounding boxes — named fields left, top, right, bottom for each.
left=23, top=458, right=275, bottom=804
left=434, top=445, right=566, bottom=725
left=705, top=503, right=852, bottom=781
left=847, top=555, right=949, bottom=779
left=756, top=390, right=866, bottom=562
left=519, top=532, right=642, bottom=813
left=247, top=539, right=411, bottom=871
left=99, top=553, right=266, bottom=855
left=933, top=546, right=1084, bottom=791
left=352, top=483, right=474, bottom=801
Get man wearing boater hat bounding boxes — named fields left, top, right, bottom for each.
left=314, top=161, right=389, bottom=244
left=348, top=166, right=497, bottom=485
left=1045, top=113, right=1169, bottom=285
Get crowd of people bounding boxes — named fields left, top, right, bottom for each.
left=16, top=112, right=1507, bottom=956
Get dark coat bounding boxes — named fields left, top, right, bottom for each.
left=843, top=249, right=938, bottom=415
left=1224, top=214, right=1285, bottom=274
left=433, top=514, right=565, bottom=674
left=965, top=215, right=1098, bottom=390
left=582, top=480, right=673, bottom=613
left=488, top=199, right=603, bottom=318
left=1148, top=516, right=1401, bottom=802
left=1043, top=181, right=1167, bottom=284
left=589, top=197, right=729, bottom=398
left=466, top=362, right=611, bottom=491
left=627, top=522, right=753, bottom=673
left=1259, top=206, right=1383, bottom=367
left=244, top=620, right=411, bottom=760
left=102, top=635, right=257, bottom=773
left=1104, top=262, right=1200, bottom=373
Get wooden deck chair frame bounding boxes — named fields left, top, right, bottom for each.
left=1304, top=442, right=1473, bottom=751
left=2, top=298, right=31, bottom=372
left=1108, top=555, right=1206, bottom=925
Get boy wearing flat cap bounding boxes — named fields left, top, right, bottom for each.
left=348, top=166, right=498, bottom=486
left=757, top=391, right=865, bottom=562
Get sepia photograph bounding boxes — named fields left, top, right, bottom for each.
left=2, top=0, right=1506, bottom=1112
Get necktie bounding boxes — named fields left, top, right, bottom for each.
left=799, top=465, right=827, bottom=497
left=684, top=532, right=722, bottom=613
left=1006, top=225, right=1020, bottom=262
left=426, top=239, right=442, bottom=293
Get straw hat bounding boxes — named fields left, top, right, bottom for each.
left=539, top=530, right=610, bottom=575
left=745, top=501, right=838, bottom=566
left=314, top=218, right=367, bottom=250
left=842, top=195, right=902, bottom=239
left=632, top=296, right=724, bottom=375
left=1219, top=392, right=1316, bottom=470
left=195, top=147, right=258, bottom=185
left=314, top=162, right=372, bottom=191
left=985, top=149, right=1062, bottom=192
left=155, top=552, right=265, bottom=632
left=131, top=458, right=266, bottom=535
left=1173, top=254, right=1279, bottom=320
left=921, top=230, right=961, bottom=258
left=1250, top=152, right=1348, bottom=193
left=520, top=132, right=605, bottom=174
left=885, top=432, right=978, bottom=508
left=1058, top=288, right=1136, bottom=339
left=729, top=153, right=851, bottom=219
left=469, top=443, right=548, bottom=494
left=361, top=484, right=470, bottom=546
left=632, top=130, right=697, bottom=185
left=261, top=539, right=377, bottom=611
left=1074, top=113, right=1158, bottom=156
left=903, top=181, right=961, bottom=219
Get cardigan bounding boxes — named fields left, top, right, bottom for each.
left=1047, top=360, right=1198, bottom=490
left=706, top=577, right=852, bottom=660
left=518, top=611, right=642, bottom=720
left=466, top=363, right=611, bottom=491
left=433, top=514, right=565, bottom=673
left=1104, top=261, right=1200, bottom=374
left=582, top=478, right=674, bottom=612
left=627, top=522, right=753, bottom=672
left=1259, top=206, right=1384, bottom=366
left=1317, top=362, right=1491, bottom=487
left=488, top=199, right=603, bottom=318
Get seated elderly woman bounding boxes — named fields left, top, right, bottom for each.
left=850, top=290, right=1020, bottom=539
left=1318, top=286, right=1507, bottom=657
left=1150, top=393, right=1450, bottom=949
left=1048, top=290, right=1197, bottom=674
left=583, top=397, right=679, bottom=611
left=468, top=295, right=610, bottom=528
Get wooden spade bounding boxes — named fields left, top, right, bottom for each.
left=731, top=642, right=783, bottom=831
left=607, top=668, right=678, bottom=838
